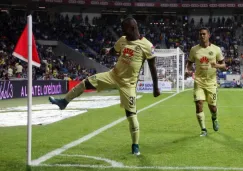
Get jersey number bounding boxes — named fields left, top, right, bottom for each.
left=213, top=93, right=217, bottom=100
left=129, top=97, right=136, bottom=106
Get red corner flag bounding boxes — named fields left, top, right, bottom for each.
left=12, top=24, right=41, bottom=67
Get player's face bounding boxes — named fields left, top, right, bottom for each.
left=122, top=24, right=134, bottom=38
left=199, top=30, right=210, bottom=43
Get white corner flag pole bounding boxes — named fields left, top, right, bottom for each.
left=27, top=14, right=33, bottom=166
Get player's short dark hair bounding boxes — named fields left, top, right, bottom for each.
left=121, top=16, right=135, bottom=26
left=199, top=27, right=210, bottom=34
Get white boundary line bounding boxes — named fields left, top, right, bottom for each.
left=156, top=105, right=243, bottom=108
left=31, top=92, right=182, bottom=166
left=45, top=154, right=243, bottom=171
left=37, top=164, right=243, bottom=170
left=59, top=154, right=124, bottom=167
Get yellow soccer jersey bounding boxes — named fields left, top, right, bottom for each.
left=188, top=44, right=224, bottom=87
left=111, top=36, right=154, bottom=87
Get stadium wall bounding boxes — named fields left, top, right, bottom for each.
left=0, top=80, right=68, bottom=100
left=226, top=75, right=241, bottom=81
left=0, top=80, right=96, bottom=100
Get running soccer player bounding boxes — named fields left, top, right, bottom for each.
left=49, top=17, right=161, bottom=155
left=185, top=27, right=226, bottom=136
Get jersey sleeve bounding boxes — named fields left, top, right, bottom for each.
left=114, top=36, right=125, bottom=52
left=188, top=47, right=195, bottom=62
left=144, top=42, right=155, bottom=60
left=216, top=47, right=224, bottom=61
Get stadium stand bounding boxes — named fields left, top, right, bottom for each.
left=0, top=10, right=242, bottom=83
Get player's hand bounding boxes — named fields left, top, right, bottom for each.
left=210, top=62, right=219, bottom=68
left=185, top=69, right=193, bottom=78
left=101, top=48, right=109, bottom=55
left=153, top=88, right=161, bottom=97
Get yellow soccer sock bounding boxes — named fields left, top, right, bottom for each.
left=127, top=115, right=139, bottom=144
left=64, top=81, right=86, bottom=102
left=196, top=112, right=206, bottom=129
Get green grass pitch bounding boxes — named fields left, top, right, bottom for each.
left=1, top=89, right=243, bottom=171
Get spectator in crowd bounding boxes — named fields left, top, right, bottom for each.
left=7, top=65, right=13, bottom=77
left=15, top=63, right=23, bottom=78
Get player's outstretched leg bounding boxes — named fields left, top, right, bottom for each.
left=49, top=96, right=68, bottom=110
left=49, top=79, right=95, bottom=110
left=208, top=105, right=219, bottom=131
left=126, top=110, right=140, bottom=156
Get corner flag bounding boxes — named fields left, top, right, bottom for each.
left=12, top=22, right=40, bottom=67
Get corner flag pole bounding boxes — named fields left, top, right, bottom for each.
left=12, top=14, right=40, bottom=166
left=27, top=14, right=33, bottom=166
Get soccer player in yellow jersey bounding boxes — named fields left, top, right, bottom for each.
left=49, top=17, right=161, bottom=155
left=186, top=28, right=226, bottom=136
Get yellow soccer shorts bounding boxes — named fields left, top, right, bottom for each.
left=87, top=71, right=137, bottom=113
left=193, top=85, right=218, bottom=106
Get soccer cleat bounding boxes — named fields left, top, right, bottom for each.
left=132, top=144, right=140, bottom=156
left=212, top=118, right=219, bottom=131
left=200, top=129, right=207, bottom=137
left=49, top=96, right=68, bottom=110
